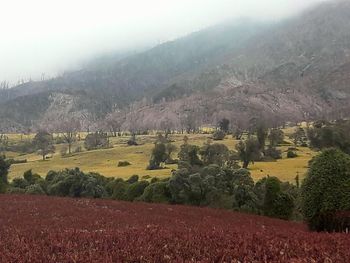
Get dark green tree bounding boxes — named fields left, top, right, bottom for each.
left=0, top=155, right=10, bottom=193
left=235, top=137, right=261, bottom=168
left=32, top=131, right=55, bottom=160
left=218, top=118, right=230, bottom=133
left=147, top=141, right=168, bottom=170
left=256, top=123, right=268, bottom=150
left=199, top=143, right=229, bottom=166
left=268, top=129, right=284, bottom=147
left=301, top=148, right=350, bottom=231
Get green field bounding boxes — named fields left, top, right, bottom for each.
left=5, top=132, right=316, bottom=183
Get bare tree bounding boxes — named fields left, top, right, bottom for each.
left=104, top=111, right=123, bottom=137
left=58, top=117, right=81, bottom=154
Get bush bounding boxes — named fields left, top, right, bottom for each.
left=25, top=184, right=45, bottom=195
left=212, top=130, right=226, bottom=140
left=46, top=168, right=108, bottom=198
left=111, top=180, right=128, bottom=200
left=11, top=178, right=29, bottom=189
left=301, top=148, right=350, bottom=231
left=140, top=182, right=171, bottom=203
left=126, top=175, right=139, bottom=184
left=7, top=159, right=27, bottom=165
left=287, top=150, right=298, bottom=158
left=264, top=147, right=282, bottom=160
left=7, top=187, right=26, bottom=194
left=126, top=181, right=149, bottom=201
left=23, top=170, right=42, bottom=185
left=118, top=161, right=131, bottom=167
left=257, top=177, right=295, bottom=220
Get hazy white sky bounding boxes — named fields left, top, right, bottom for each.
left=0, top=0, right=328, bottom=84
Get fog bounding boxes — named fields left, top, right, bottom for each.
left=0, top=0, right=329, bottom=85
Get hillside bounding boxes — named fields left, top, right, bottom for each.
left=1, top=0, right=350, bottom=131
left=0, top=194, right=349, bottom=262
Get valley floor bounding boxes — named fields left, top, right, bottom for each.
left=7, top=133, right=316, bottom=183
left=0, top=194, right=348, bottom=262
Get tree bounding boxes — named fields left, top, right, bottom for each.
left=147, top=142, right=168, bottom=170
left=290, top=127, right=307, bottom=146
left=165, top=143, right=177, bottom=164
left=178, top=143, right=202, bottom=168
left=256, top=123, right=268, bottom=150
left=32, top=131, right=55, bottom=160
left=301, top=148, right=350, bottom=232
left=60, top=118, right=81, bottom=154
left=307, top=120, right=350, bottom=154
left=0, top=155, right=10, bottom=192
left=84, top=132, right=109, bottom=151
left=199, top=143, right=230, bottom=166
left=104, top=111, right=122, bottom=137
left=254, top=177, right=294, bottom=220
left=235, top=137, right=261, bottom=169
left=218, top=118, right=230, bottom=133
left=268, top=129, right=284, bottom=147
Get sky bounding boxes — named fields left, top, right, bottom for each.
left=0, top=0, right=329, bottom=85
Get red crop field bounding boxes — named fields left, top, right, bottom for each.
left=0, top=195, right=349, bottom=262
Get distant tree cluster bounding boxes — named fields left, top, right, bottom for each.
left=307, top=119, right=350, bottom=154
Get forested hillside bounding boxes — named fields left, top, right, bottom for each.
left=1, top=0, right=350, bottom=131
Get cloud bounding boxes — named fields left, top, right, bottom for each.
left=0, top=0, right=329, bottom=84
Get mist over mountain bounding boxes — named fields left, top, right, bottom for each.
left=1, top=0, right=349, bottom=132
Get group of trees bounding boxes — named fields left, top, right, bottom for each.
left=4, top=151, right=297, bottom=221
left=147, top=134, right=177, bottom=170
left=307, top=119, right=350, bottom=154
left=234, top=124, right=285, bottom=169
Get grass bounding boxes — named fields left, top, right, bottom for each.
left=5, top=132, right=316, bottom=183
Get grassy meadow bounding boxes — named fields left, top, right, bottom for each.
left=4, top=131, right=316, bottom=183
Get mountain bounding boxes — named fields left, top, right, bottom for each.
left=1, top=0, right=350, bottom=132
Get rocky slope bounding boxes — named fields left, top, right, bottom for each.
left=1, top=0, right=350, bottom=131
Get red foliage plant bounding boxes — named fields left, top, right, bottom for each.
left=0, top=194, right=349, bottom=262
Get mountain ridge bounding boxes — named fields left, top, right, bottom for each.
left=1, top=0, right=350, bottom=132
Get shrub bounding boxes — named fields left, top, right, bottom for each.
left=140, top=182, right=171, bottom=203
left=301, top=148, right=350, bottom=231
left=7, top=187, right=26, bottom=194
left=111, top=180, right=128, bottom=200
left=264, top=147, right=282, bottom=160
left=257, top=177, right=295, bottom=220
left=126, top=175, right=139, bottom=184
left=118, top=161, right=131, bottom=167
left=287, top=150, right=298, bottom=158
left=126, top=181, right=149, bottom=201
left=46, top=168, right=108, bottom=198
left=7, top=159, right=27, bottom=165
left=25, top=184, right=45, bottom=195
left=23, top=170, right=42, bottom=185
left=127, top=134, right=138, bottom=146
left=11, top=178, right=29, bottom=189
left=212, top=130, right=226, bottom=140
